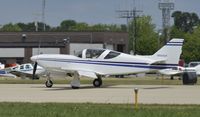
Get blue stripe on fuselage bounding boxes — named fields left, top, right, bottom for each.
left=166, top=41, right=183, bottom=46
left=37, top=58, right=177, bottom=70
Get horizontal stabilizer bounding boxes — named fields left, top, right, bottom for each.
left=190, top=65, right=200, bottom=75
left=149, top=58, right=167, bottom=65
left=158, top=68, right=183, bottom=76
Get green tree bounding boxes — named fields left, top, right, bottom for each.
left=60, top=20, right=76, bottom=31
left=170, top=26, right=185, bottom=39
left=72, top=22, right=90, bottom=31
left=91, top=24, right=107, bottom=31
left=129, top=16, right=158, bottom=55
left=172, top=11, right=200, bottom=33
left=182, top=26, right=200, bottom=63
left=1, top=23, right=22, bottom=32
left=120, top=24, right=127, bottom=32
left=17, top=22, right=51, bottom=32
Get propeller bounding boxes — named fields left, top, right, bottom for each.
left=32, top=62, right=38, bottom=80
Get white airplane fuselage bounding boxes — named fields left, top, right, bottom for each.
left=32, top=53, right=175, bottom=76
left=31, top=38, right=184, bottom=88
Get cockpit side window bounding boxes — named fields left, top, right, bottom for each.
left=20, top=65, right=24, bottom=70
left=75, top=51, right=82, bottom=58
left=25, top=65, right=31, bottom=69
left=104, top=51, right=120, bottom=59
left=86, top=49, right=105, bottom=59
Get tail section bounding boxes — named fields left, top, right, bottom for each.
left=152, top=38, right=184, bottom=65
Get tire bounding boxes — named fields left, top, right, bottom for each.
left=93, top=79, right=102, bottom=87
left=71, top=86, right=80, bottom=89
left=45, top=80, right=53, bottom=88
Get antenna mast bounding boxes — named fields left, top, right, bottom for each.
left=116, top=0, right=142, bottom=55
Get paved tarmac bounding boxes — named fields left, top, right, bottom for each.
left=0, top=84, right=199, bottom=104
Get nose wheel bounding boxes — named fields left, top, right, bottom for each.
left=45, top=80, right=53, bottom=88
left=45, top=72, right=53, bottom=88
left=93, top=78, right=102, bottom=87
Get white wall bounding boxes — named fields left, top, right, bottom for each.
left=70, top=43, right=103, bottom=55
left=105, top=44, right=114, bottom=50
left=32, top=48, right=60, bottom=55
left=0, top=48, right=24, bottom=57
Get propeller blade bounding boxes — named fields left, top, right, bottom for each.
left=32, top=62, right=37, bottom=80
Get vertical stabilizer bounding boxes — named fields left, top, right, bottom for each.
left=152, top=38, right=184, bottom=65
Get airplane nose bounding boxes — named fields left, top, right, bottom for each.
left=31, top=55, right=38, bottom=62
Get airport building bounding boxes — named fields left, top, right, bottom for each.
left=0, top=32, right=128, bottom=64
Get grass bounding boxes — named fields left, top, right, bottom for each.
left=0, top=77, right=199, bottom=117
left=0, top=75, right=199, bottom=85
left=0, top=102, right=200, bottom=117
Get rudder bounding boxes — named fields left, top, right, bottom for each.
left=152, top=38, right=184, bottom=65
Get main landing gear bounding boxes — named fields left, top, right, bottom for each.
left=45, top=72, right=53, bottom=88
left=70, top=72, right=80, bottom=89
left=44, top=72, right=103, bottom=89
left=93, top=76, right=102, bottom=87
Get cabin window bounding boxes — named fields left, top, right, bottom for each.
left=25, top=65, right=31, bottom=69
left=20, top=65, right=24, bottom=70
left=104, top=51, right=120, bottom=59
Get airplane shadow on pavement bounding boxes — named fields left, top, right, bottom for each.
left=31, top=85, right=172, bottom=91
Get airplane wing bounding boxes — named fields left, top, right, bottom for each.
left=61, top=67, right=98, bottom=78
left=9, top=70, right=44, bottom=79
left=10, top=70, right=34, bottom=77
left=148, top=58, right=167, bottom=65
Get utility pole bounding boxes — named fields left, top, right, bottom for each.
left=159, top=0, right=174, bottom=44
left=42, top=0, right=46, bottom=31
left=116, top=8, right=142, bottom=55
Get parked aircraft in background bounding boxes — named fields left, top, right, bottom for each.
left=0, top=70, right=17, bottom=78
left=0, top=63, right=16, bottom=78
left=0, top=63, right=5, bottom=69
left=8, top=63, right=45, bottom=79
left=159, top=64, right=200, bottom=76
left=31, top=38, right=184, bottom=89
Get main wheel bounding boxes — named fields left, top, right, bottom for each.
left=45, top=80, right=53, bottom=88
left=93, top=79, right=102, bottom=87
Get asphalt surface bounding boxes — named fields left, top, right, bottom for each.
left=0, top=84, right=200, bottom=104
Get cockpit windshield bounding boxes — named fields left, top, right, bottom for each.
left=86, top=49, right=105, bottom=59
left=104, top=51, right=120, bottom=59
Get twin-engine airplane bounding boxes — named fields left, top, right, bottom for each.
left=31, top=38, right=184, bottom=89
left=9, top=63, right=45, bottom=79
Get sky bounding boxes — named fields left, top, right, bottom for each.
left=0, top=0, right=199, bottom=29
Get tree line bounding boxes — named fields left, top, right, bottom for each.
left=0, top=11, right=200, bottom=63
left=0, top=20, right=127, bottom=32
